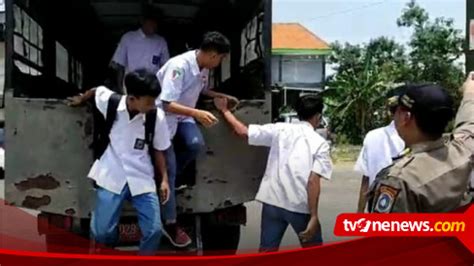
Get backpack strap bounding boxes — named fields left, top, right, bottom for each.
left=94, top=93, right=121, bottom=160
left=145, top=109, right=157, bottom=167
left=105, top=93, right=122, bottom=136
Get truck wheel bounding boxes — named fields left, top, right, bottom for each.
left=40, top=214, right=91, bottom=253
left=45, top=233, right=66, bottom=253
left=45, top=232, right=92, bottom=253
left=201, top=224, right=241, bottom=255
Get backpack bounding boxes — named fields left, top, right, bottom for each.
left=93, top=93, right=157, bottom=167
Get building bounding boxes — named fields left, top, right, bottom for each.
left=272, top=23, right=330, bottom=107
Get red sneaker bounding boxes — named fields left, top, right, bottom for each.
left=162, top=224, right=192, bottom=248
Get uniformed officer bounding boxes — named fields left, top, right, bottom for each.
left=367, top=74, right=474, bottom=213
left=354, top=87, right=406, bottom=213
left=110, top=5, right=170, bottom=93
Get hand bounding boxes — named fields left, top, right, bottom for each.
left=214, top=97, right=229, bottom=112
left=299, top=216, right=320, bottom=243
left=67, top=94, right=85, bottom=107
left=194, top=110, right=218, bottom=127
left=160, top=180, right=170, bottom=205
left=224, top=95, right=240, bottom=110
left=462, top=72, right=474, bottom=94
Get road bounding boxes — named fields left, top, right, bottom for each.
left=0, top=163, right=361, bottom=253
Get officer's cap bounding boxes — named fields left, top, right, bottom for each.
left=397, top=83, right=454, bottom=119
left=386, top=85, right=408, bottom=108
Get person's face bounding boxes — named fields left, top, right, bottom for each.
left=313, top=114, right=322, bottom=129
left=386, top=106, right=397, bottom=122
left=393, top=106, right=413, bottom=142
left=205, top=52, right=227, bottom=69
left=305, top=113, right=321, bottom=130
left=130, top=95, right=157, bottom=114
left=142, top=19, right=158, bottom=35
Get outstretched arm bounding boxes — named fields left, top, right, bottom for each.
left=214, top=97, right=248, bottom=139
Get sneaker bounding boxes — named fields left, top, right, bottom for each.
left=175, top=184, right=189, bottom=192
left=162, top=224, right=192, bottom=248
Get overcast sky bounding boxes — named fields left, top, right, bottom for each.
left=273, top=0, right=465, bottom=45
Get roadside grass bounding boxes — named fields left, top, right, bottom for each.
left=331, top=145, right=361, bottom=165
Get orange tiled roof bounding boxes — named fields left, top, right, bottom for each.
left=272, top=23, right=330, bottom=50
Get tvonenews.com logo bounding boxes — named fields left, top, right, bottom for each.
left=342, top=218, right=466, bottom=233
left=333, top=206, right=474, bottom=253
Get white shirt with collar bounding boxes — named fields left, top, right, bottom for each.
left=87, top=86, right=171, bottom=196
left=354, top=121, right=405, bottom=185
left=111, top=29, right=170, bottom=74
left=157, top=50, right=210, bottom=138
left=249, top=121, right=333, bottom=214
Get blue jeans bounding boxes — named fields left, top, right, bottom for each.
left=260, top=203, right=323, bottom=252
left=90, top=185, right=162, bottom=255
left=162, top=122, right=205, bottom=222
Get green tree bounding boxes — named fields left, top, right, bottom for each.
left=397, top=0, right=464, bottom=104
left=326, top=0, right=464, bottom=144
left=325, top=38, right=407, bottom=143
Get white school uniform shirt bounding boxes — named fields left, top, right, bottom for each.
left=157, top=50, right=210, bottom=138
left=249, top=121, right=333, bottom=214
left=354, top=121, right=405, bottom=185
left=87, top=86, right=171, bottom=196
left=111, top=29, right=170, bottom=74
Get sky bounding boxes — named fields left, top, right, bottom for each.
left=273, top=0, right=465, bottom=45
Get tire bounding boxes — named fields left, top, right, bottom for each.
left=44, top=232, right=90, bottom=253
left=201, top=223, right=241, bottom=255
left=42, top=216, right=91, bottom=253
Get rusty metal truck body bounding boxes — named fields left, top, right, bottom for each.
left=4, top=0, right=272, bottom=252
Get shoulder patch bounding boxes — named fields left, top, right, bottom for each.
left=374, top=185, right=400, bottom=213
left=172, top=67, right=184, bottom=80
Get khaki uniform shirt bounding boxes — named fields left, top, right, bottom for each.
left=367, top=93, right=474, bottom=213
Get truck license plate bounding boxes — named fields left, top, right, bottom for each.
left=119, top=223, right=141, bottom=243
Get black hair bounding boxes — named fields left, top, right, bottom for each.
left=200, top=31, right=231, bottom=54
left=124, top=68, right=161, bottom=98
left=389, top=106, right=397, bottom=115
left=413, top=108, right=453, bottom=140
left=295, top=95, right=324, bottom=121
left=142, top=5, right=161, bottom=22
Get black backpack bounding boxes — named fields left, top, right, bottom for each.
left=93, top=93, right=157, bottom=166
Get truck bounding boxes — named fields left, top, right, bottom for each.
left=3, top=0, right=272, bottom=254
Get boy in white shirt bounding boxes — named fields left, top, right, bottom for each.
left=69, top=69, right=171, bottom=255
left=354, top=87, right=406, bottom=212
left=214, top=95, right=333, bottom=252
